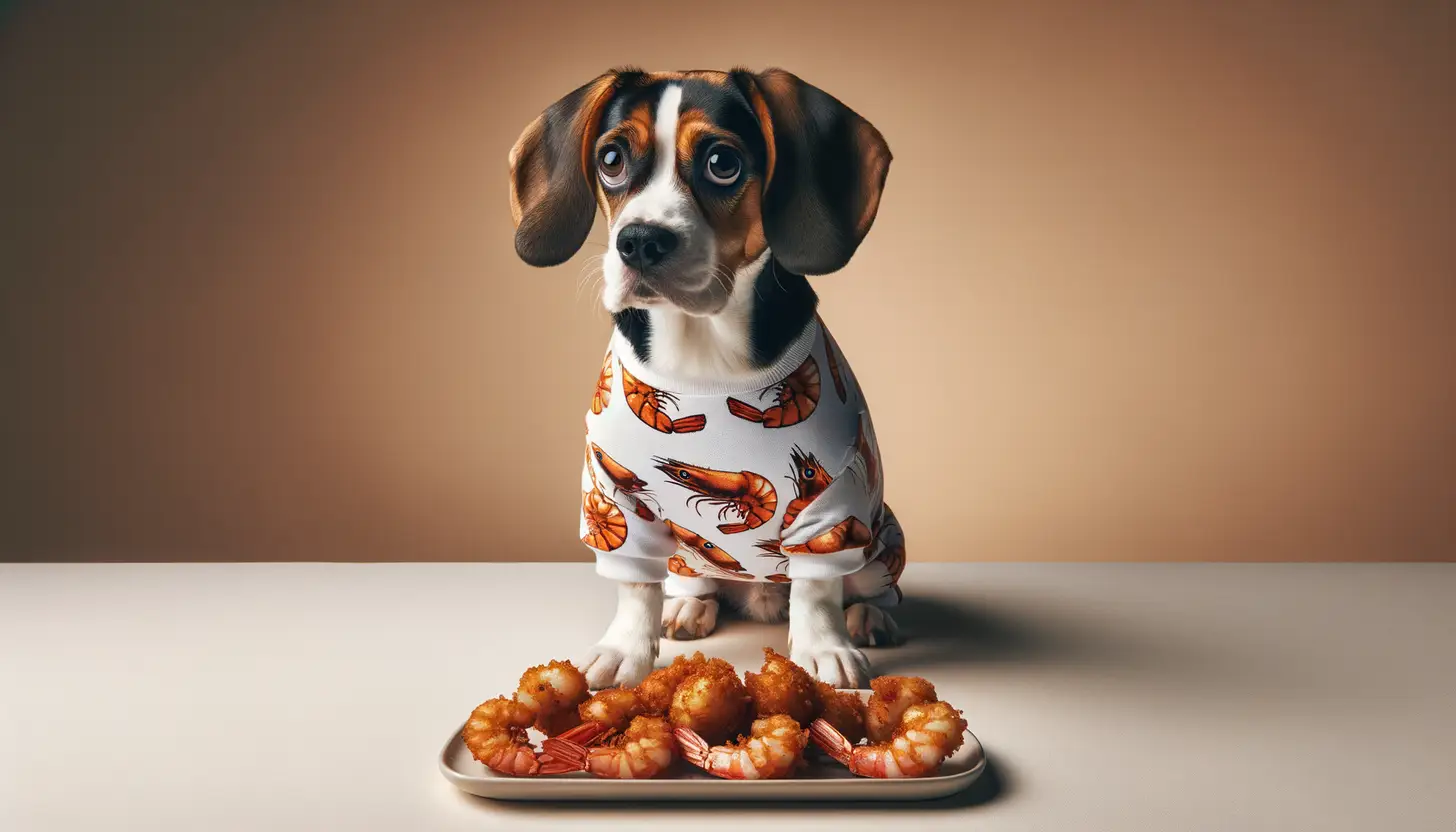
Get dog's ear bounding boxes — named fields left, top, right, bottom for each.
left=731, top=68, right=892, bottom=276
left=508, top=72, right=623, bottom=267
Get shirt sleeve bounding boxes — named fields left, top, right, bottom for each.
left=778, top=450, right=880, bottom=581
left=580, top=454, right=678, bottom=583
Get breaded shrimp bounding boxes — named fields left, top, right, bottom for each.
left=668, top=658, right=751, bottom=745
left=541, top=715, right=677, bottom=779
left=744, top=647, right=819, bottom=724
left=577, top=687, right=645, bottom=733
left=634, top=652, right=707, bottom=715
left=462, top=697, right=603, bottom=777
left=676, top=714, right=809, bottom=780
left=814, top=680, right=867, bottom=744
left=810, top=700, right=967, bottom=778
left=863, top=675, right=937, bottom=743
left=514, top=659, right=591, bottom=736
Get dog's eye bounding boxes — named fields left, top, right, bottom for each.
left=598, top=146, right=627, bottom=187
left=703, top=144, right=741, bottom=186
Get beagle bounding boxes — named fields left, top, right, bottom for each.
left=508, top=68, right=902, bottom=690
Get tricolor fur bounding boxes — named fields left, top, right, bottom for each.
left=508, top=67, right=897, bottom=689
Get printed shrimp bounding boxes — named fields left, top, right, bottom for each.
left=676, top=714, right=809, bottom=780
left=782, top=516, right=873, bottom=555
left=590, top=442, right=660, bottom=520
left=541, top=715, right=678, bottom=779
left=581, top=446, right=628, bottom=551
left=462, top=697, right=605, bottom=777
left=591, top=351, right=613, bottom=414
left=667, top=554, right=702, bottom=578
left=818, top=316, right=848, bottom=402
left=665, top=520, right=746, bottom=576
left=810, top=700, right=967, bottom=778
left=782, top=446, right=833, bottom=530
left=726, top=355, right=820, bottom=428
left=654, top=457, right=778, bottom=535
left=621, top=366, right=707, bottom=434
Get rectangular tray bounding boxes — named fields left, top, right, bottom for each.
left=439, top=691, right=985, bottom=802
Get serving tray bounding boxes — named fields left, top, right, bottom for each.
left=439, top=690, right=985, bottom=802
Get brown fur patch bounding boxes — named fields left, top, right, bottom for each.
left=708, top=178, right=768, bottom=276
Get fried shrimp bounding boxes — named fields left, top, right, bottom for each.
left=863, top=675, right=938, bottom=743
left=668, top=658, right=751, bottom=745
left=577, top=687, right=645, bottom=733
left=634, top=652, right=708, bottom=715
left=514, top=659, right=591, bottom=737
left=810, top=700, right=967, bottom=778
left=541, top=715, right=677, bottom=779
left=462, top=697, right=603, bottom=777
left=814, top=680, right=867, bottom=744
left=744, top=648, right=819, bottom=724
left=676, top=714, right=809, bottom=780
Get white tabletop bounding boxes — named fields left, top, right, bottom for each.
left=2, top=562, right=1452, bottom=831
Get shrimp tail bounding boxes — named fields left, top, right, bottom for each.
left=717, top=521, right=751, bottom=535
left=670, top=414, right=707, bottom=433
left=809, top=718, right=855, bottom=766
left=725, top=398, right=766, bottom=422
left=536, top=721, right=611, bottom=774
left=537, top=738, right=588, bottom=774
left=672, top=727, right=713, bottom=769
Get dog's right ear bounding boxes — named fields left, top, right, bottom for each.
left=508, top=72, right=623, bottom=267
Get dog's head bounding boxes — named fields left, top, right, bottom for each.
left=508, top=69, right=891, bottom=316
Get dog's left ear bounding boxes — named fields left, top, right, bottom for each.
left=731, top=68, right=892, bottom=276
left=508, top=72, right=623, bottom=267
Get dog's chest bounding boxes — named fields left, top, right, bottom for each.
left=583, top=322, right=881, bottom=582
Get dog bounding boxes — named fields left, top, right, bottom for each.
left=507, top=68, right=904, bottom=690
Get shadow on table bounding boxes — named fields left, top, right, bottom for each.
left=865, top=593, right=1122, bottom=673
left=868, top=590, right=1318, bottom=697
left=460, top=751, right=1012, bottom=816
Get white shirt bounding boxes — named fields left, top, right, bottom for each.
left=580, top=317, right=904, bottom=599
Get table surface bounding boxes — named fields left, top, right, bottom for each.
left=2, top=562, right=1453, bottom=831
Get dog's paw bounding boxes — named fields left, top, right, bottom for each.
left=845, top=603, right=902, bottom=647
left=791, top=642, right=871, bottom=689
left=662, top=596, right=719, bottom=640
left=578, top=642, right=655, bottom=689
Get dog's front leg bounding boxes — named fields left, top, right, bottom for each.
left=578, top=581, right=662, bottom=689
left=788, top=576, right=871, bottom=689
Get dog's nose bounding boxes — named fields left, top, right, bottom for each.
left=616, top=223, right=680, bottom=269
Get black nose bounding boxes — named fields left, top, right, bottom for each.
left=616, top=223, right=680, bottom=269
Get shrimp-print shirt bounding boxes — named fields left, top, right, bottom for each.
left=580, top=316, right=905, bottom=599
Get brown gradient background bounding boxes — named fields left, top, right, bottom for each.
left=2, top=2, right=1452, bottom=563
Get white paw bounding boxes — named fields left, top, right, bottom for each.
left=578, top=642, right=655, bottom=689
left=662, top=596, right=719, bottom=640
left=845, top=603, right=901, bottom=647
left=791, top=641, right=871, bottom=689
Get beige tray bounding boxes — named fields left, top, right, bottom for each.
left=439, top=690, right=985, bottom=802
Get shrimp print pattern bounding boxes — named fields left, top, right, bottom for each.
left=579, top=317, right=907, bottom=590
left=726, top=355, right=820, bottom=428
left=621, top=366, right=707, bottom=434
left=591, top=351, right=613, bottom=414
left=655, top=458, right=778, bottom=535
